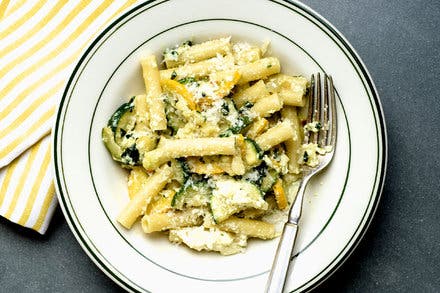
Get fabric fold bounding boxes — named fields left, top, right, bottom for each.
left=0, top=0, right=140, bottom=233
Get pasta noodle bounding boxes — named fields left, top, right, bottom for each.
left=117, top=164, right=172, bottom=229
left=141, top=55, right=167, bottom=131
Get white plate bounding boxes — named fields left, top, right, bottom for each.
left=52, top=0, right=387, bottom=292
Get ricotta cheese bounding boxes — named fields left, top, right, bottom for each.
left=169, top=226, right=247, bottom=255
left=210, top=178, right=268, bottom=223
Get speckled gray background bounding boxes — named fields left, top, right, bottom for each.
left=1, top=0, right=439, bottom=292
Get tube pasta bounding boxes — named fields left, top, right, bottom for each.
left=266, top=74, right=308, bottom=106
left=281, top=107, right=303, bottom=174
left=250, top=93, right=283, bottom=118
left=255, top=121, right=294, bottom=151
left=165, top=37, right=232, bottom=68
left=237, top=57, right=281, bottom=84
left=134, top=94, right=148, bottom=120
left=143, top=137, right=237, bottom=170
left=233, top=80, right=269, bottom=108
left=232, top=43, right=262, bottom=65
left=245, top=118, right=269, bottom=139
left=186, top=156, right=242, bottom=176
left=141, top=209, right=204, bottom=233
left=117, top=164, right=172, bottom=229
left=141, top=55, right=167, bottom=130
left=160, top=55, right=235, bottom=80
left=216, top=217, right=277, bottom=239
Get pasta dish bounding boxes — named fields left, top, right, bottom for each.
left=102, top=37, right=312, bottom=255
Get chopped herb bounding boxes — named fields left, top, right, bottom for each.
left=241, top=101, right=253, bottom=110
left=221, top=101, right=229, bottom=116
left=219, top=131, right=231, bottom=137
left=220, top=101, right=255, bottom=136
left=303, top=151, right=309, bottom=163
left=267, top=64, right=272, bottom=68
left=121, top=144, right=140, bottom=165
left=271, top=147, right=281, bottom=160
left=170, top=50, right=178, bottom=57
left=238, top=102, right=254, bottom=125
left=182, top=40, right=193, bottom=46
left=163, top=48, right=179, bottom=61
left=178, top=77, right=197, bottom=84
left=315, top=122, right=322, bottom=130
left=177, top=158, right=191, bottom=181
left=201, top=92, right=207, bottom=97
left=170, top=71, right=177, bottom=80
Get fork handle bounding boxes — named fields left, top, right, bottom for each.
left=265, top=222, right=299, bottom=293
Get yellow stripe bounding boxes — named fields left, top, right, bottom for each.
left=2, top=0, right=26, bottom=18
left=32, top=182, right=55, bottom=231
left=0, top=53, right=77, bottom=121
left=0, top=1, right=112, bottom=81
left=0, top=155, right=19, bottom=207
left=0, top=106, right=54, bottom=161
left=0, top=0, right=10, bottom=19
left=0, top=0, right=134, bottom=119
left=0, top=0, right=46, bottom=39
left=0, top=81, right=63, bottom=140
left=0, top=0, right=136, bottom=158
left=17, top=138, right=51, bottom=225
left=0, top=0, right=113, bottom=109
left=3, top=140, right=41, bottom=219
left=1, top=1, right=66, bottom=51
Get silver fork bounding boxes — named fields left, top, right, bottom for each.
left=265, top=73, right=337, bottom=293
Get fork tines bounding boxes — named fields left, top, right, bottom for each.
left=305, top=73, right=337, bottom=149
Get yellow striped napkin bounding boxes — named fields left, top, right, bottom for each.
left=0, top=0, right=141, bottom=233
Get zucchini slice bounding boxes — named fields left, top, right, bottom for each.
left=163, top=94, right=187, bottom=134
left=171, top=158, right=190, bottom=185
left=243, top=138, right=262, bottom=167
left=102, top=126, right=123, bottom=161
left=108, top=97, right=135, bottom=132
left=102, top=96, right=142, bottom=166
left=219, top=99, right=255, bottom=137
left=114, top=110, right=137, bottom=146
left=260, top=168, right=279, bottom=193
left=172, top=181, right=211, bottom=210
left=120, top=144, right=140, bottom=166
left=210, top=178, right=267, bottom=223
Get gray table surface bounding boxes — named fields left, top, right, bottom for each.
left=1, top=0, right=439, bottom=292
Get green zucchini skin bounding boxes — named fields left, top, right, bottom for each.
left=260, top=168, right=279, bottom=193
left=108, top=97, right=135, bottom=132
left=102, top=96, right=141, bottom=167
left=102, top=126, right=123, bottom=161
left=172, top=181, right=211, bottom=209
left=242, top=162, right=279, bottom=195
left=163, top=95, right=187, bottom=134
left=219, top=100, right=254, bottom=137
left=209, top=178, right=265, bottom=223
left=171, top=158, right=191, bottom=185
left=243, top=138, right=263, bottom=166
